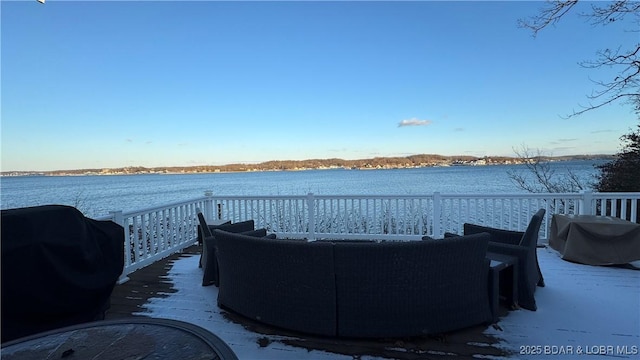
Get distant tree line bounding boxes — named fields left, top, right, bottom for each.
left=5, top=154, right=615, bottom=177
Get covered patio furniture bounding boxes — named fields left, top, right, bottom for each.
left=549, top=214, right=640, bottom=266
left=447, top=208, right=546, bottom=311
left=1, top=205, right=124, bottom=343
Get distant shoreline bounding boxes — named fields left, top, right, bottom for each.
left=0, top=154, right=614, bottom=177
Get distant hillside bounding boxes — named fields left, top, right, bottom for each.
left=1, top=154, right=616, bottom=177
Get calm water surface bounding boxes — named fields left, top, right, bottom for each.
left=1, top=160, right=604, bottom=217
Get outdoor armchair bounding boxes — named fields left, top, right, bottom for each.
left=203, top=223, right=257, bottom=286
left=197, top=210, right=218, bottom=268
left=456, top=208, right=546, bottom=311
left=196, top=211, right=231, bottom=248
left=196, top=211, right=258, bottom=286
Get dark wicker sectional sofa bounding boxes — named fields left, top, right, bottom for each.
left=213, top=229, right=494, bottom=338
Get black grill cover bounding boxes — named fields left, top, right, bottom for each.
left=1, top=205, right=124, bottom=343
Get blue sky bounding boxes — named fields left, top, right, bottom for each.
left=1, top=1, right=638, bottom=171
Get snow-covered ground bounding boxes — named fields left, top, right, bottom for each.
left=139, top=247, right=640, bottom=359
left=486, top=247, right=639, bottom=359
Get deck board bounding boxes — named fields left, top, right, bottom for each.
left=105, top=245, right=509, bottom=359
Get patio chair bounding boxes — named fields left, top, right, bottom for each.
left=197, top=210, right=214, bottom=241
left=196, top=210, right=256, bottom=286
left=196, top=211, right=231, bottom=247
left=449, top=208, right=546, bottom=311
left=196, top=210, right=231, bottom=268
left=197, top=210, right=212, bottom=268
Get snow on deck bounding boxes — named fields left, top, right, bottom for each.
left=137, top=247, right=640, bottom=359
left=486, top=247, right=639, bottom=359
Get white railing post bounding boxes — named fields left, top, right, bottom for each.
left=109, top=210, right=125, bottom=227
left=307, top=193, right=316, bottom=241
left=579, top=190, right=594, bottom=215
left=109, top=210, right=130, bottom=284
left=433, top=192, right=442, bottom=237
left=204, top=190, right=215, bottom=220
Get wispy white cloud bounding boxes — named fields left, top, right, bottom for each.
left=398, top=118, right=432, bottom=127
left=550, top=146, right=576, bottom=153
left=549, top=138, right=578, bottom=145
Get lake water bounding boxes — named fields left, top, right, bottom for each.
left=0, top=160, right=605, bottom=217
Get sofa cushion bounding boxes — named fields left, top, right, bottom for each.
left=240, top=228, right=273, bottom=238
left=240, top=228, right=276, bottom=239
left=463, top=223, right=522, bottom=246
left=197, top=220, right=231, bottom=245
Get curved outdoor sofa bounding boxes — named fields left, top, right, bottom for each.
left=213, top=229, right=493, bottom=338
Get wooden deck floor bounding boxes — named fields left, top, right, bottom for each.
left=105, top=245, right=509, bottom=359
left=105, top=247, right=200, bottom=320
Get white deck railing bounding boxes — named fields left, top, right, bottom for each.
left=96, top=191, right=640, bottom=281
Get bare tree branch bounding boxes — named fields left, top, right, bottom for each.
left=518, top=0, right=579, bottom=36
left=507, top=145, right=587, bottom=193
left=585, top=1, right=640, bottom=25
left=519, top=0, right=640, bottom=117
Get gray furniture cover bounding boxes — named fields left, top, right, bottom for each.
left=456, top=208, right=546, bottom=311
left=549, top=214, right=640, bottom=265
left=1, top=205, right=124, bottom=343
left=213, top=230, right=493, bottom=338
